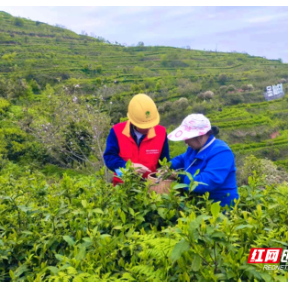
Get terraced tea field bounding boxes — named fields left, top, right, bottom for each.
left=1, top=10, right=288, bottom=174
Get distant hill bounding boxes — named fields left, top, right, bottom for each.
left=1, top=10, right=288, bottom=179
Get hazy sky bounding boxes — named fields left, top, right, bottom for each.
left=1, top=6, right=288, bottom=62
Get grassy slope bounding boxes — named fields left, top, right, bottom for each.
left=1, top=11, right=288, bottom=171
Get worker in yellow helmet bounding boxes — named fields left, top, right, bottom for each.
left=104, top=94, right=170, bottom=186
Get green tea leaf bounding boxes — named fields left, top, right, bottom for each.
left=193, top=169, right=200, bottom=177
left=271, top=239, right=288, bottom=246
left=189, top=220, right=200, bottom=232
left=173, top=183, right=189, bottom=190
left=63, top=235, right=75, bottom=246
left=128, top=207, right=135, bottom=216
left=171, top=239, right=190, bottom=262
left=211, top=202, right=220, bottom=218
left=192, top=254, right=201, bottom=271
left=55, top=254, right=64, bottom=261
left=9, top=270, right=14, bottom=280
left=21, top=231, right=33, bottom=235
left=99, top=234, right=111, bottom=239
left=93, top=208, right=104, bottom=214
left=76, top=244, right=86, bottom=261
left=81, top=200, right=88, bottom=208
left=48, top=266, right=59, bottom=275
left=112, top=225, right=122, bottom=230
left=234, top=224, right=253, bottom=231
left=14, top=264, right=28, bottom=278
left=120, top=211, right=126, bottom=224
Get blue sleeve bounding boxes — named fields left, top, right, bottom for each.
left=184, top=150, right=234, bottom=194
left=170, top=152, right=186, bottom=170
left=103, top=128, right=127, bottom=172
left=159, top=133, right=170, bottom=162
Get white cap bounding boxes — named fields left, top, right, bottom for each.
left=168, top=114, right=211, bottom=141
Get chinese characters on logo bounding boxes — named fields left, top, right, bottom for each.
left=248, top=248, right=282, bottom=264
left=248, top=248, right=288, bottom=270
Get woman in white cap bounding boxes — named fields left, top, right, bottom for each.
left=168, top=114, right=239, bottom=208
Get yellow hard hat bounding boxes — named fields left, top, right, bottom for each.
left=127, top=94, right=160, bottom=129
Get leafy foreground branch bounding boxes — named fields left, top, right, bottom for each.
left=0, top=164, right=288, bottom=282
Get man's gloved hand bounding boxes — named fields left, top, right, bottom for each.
left=132, top=163, right=151, bottom=174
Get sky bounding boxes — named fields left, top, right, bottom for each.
left=1, top=6, right=288, bottom=62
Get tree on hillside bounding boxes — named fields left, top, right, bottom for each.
left=177, top=79, right=201, bottom=96
left=175, top=97, right=189, bottom=110
left=198, top=91, right=214, bottom=101
left=137, top=41, right=144, bottom=47
left=227, top=84, right=237, bottom=92
left=14, top=17, right=24, bottom=27
left=96, top=65, right=103, bottom=73
left=1, top=52, right=17, bottom=65
left=22, top=92, right=111, bottom=174
left=241, top=84, right=254, bottom=91
left=218, top=73, right=228, bottom=85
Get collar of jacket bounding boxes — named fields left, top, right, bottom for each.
left=189, top=135, right=215, bottom=161
left=122, top=121, right=156, bottom=140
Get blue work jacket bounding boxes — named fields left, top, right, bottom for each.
left=171, top=135, right=239, bottom=207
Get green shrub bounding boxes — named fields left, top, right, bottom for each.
left=0, top=164, right=288, bottom=281
left=238, top=154, right=288, bottom=185
left=218, top=73, right=228, bottom=84
left=0, top=98, right=10, bottom=114
left=13, top=17, right=24, bottom=27
left=0, top=127, right=28, bottom=161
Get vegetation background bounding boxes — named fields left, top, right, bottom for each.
left=0, top=11, right=288, bottom=282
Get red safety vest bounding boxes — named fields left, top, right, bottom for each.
left=113, top=121, right=166, bottom=186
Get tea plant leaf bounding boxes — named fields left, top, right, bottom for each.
left=271, top=239, right=288, bottom=246
left=9, top=270, right=14, bottom=280
left=128, top=207, right=135, bottom=216
left=112, top=225, right=122, bottom=230
left=93, top=208, right=104, bottom=214
left=157, top=208, right=167, bottom=219
left=21, top=231, right=33, bottom=235
left=189, top=220, right=200, bottom=232
left=211, top=202, right=220, bottom=218
left=193, top=169, right=200, bottom=177
left=48, top=266, right=59, bottom=275
left=63, top=235, right=75, bottom=246
left=55, top=254, right=64, bottom=261
left=76, top=244, right=86, bottom=261
left=120, top=211, right=126, bottom=224
left=234, top=224, right=253, bottom=231
left=18, top=205, right=33, bottom=212
left=121, top=272, right=136, bottom=281
left=192, top=254, right=201, bottom=271
left=14, top=264, right=28, bottom=278
left=173, top=183, right=189, bottom=190
left=171, top=239, right=190, bottom=262
left=81, top=200, right=88, bottom=208
left=99, top=234, right=111, bottom=239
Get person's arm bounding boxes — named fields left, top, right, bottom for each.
left=184, top=150, right=234, bottom=194
left=103, top=128, right=126, bottom=172
left=170, top=152, right=186, bottom=170
left=159, top=133, right=170, bottom=162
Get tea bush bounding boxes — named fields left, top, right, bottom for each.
left=1, top=163, right=288, bottom=282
